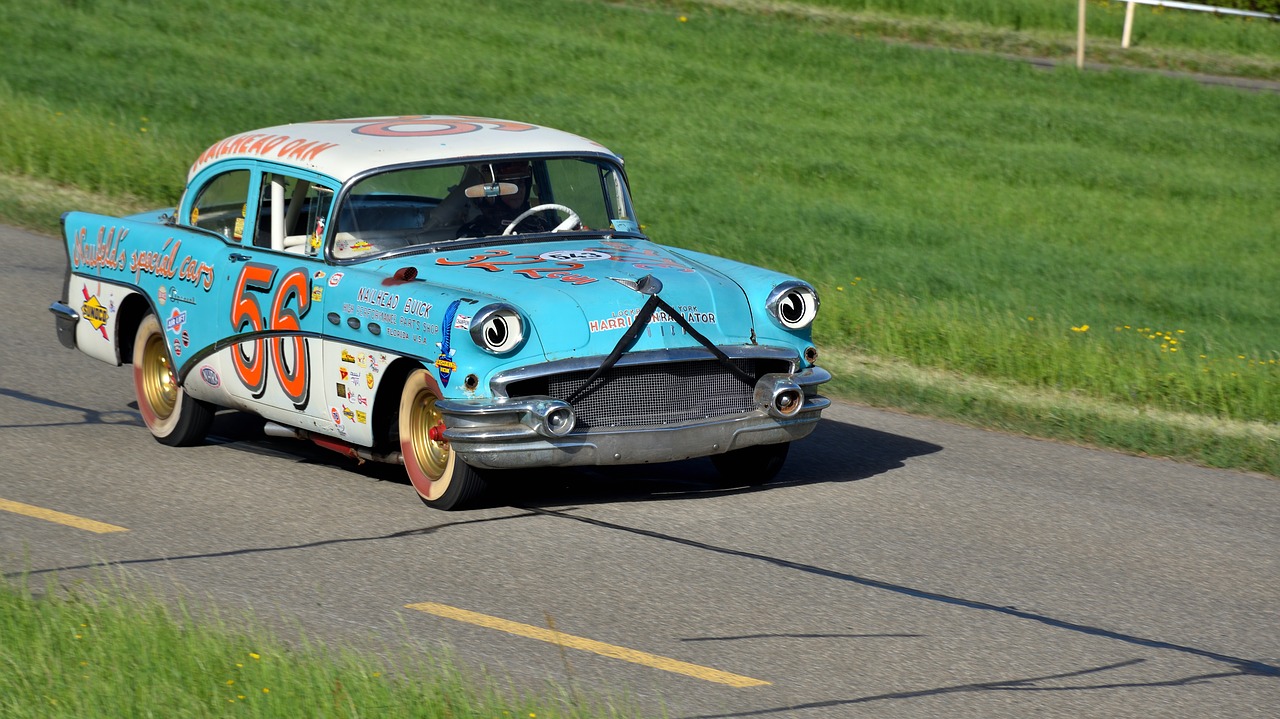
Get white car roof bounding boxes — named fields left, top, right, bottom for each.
left=187, top=115, right=618, bottom=184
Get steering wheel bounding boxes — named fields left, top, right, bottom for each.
left=502, top=204, right=582, bottom=235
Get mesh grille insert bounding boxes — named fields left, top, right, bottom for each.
left=506, top=358, right=790, bottom=430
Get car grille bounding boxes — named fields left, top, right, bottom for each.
left=505, top=358, right=792, bottom=430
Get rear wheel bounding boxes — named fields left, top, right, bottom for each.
left=711, top=442, right=790, bottom=487
left=399, top=369, right=488, bottom=510
left=132, top=313, right=213, bottom=446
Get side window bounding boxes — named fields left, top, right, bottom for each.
left=255, top=174, right=335, bottom=255
left=189, top=170, right=250, bottom=241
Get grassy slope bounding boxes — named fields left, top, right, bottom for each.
left=0, top=577, right=636, bottom=719
left=0, top=0, right=1275, bottom=473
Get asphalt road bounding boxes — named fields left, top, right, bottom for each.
left=2, top=223, right=1277, bottom=718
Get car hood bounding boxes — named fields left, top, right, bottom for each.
left=372, top=237, right=758, bottom=362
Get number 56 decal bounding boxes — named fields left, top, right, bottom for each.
left=230, top=262, right=312, bottom=408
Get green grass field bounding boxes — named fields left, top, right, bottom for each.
left=0, top=0, right=1276, bottom=476
left=1, top=576, right=637, bottom=719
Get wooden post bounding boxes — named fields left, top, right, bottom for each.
left=1077, top=0, right=1087, bottom=69
left=1122, top=1, right=1136, bottom=49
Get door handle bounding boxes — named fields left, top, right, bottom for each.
left=228, top=253, right=252, bottom=262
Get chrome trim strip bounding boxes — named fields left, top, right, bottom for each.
left=49, top=302, right=80, bottom=323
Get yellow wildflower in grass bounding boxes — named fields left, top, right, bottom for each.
left=1070, top=324, right=1089, bottom=333
left=249, top=652, right=260, bottom=660
left=262, top=688, right=270, bottom=694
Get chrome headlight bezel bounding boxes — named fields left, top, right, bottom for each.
left=469, top=303, right=526, bottom=355
left=766, top=281, right=820, bottom=330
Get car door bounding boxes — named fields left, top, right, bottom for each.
left=216, top=166, right=338, bottom=432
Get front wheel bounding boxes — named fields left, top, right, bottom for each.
left=132, top=313, right=213, bottom=446
left=399, top=369, right=488, bottom=510
left=711, top=442, right=790, bottom=487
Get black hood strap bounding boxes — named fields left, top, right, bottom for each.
left=651, top=295, right=756, bottom=386
left=565, top=293, right=755, bottom=405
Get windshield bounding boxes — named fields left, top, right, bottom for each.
left=330, top=156, right=639, bottom=260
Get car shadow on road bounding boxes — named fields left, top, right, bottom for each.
left=204, top=412, right=941, bottom=510
left=493, top=416, right=942, bottom=509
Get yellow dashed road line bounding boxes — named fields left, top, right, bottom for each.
left=0, top=498, right=128, bottom=533
left=406, top=601, right=770, bottom=687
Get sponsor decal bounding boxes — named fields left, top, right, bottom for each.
left=79, top=288, right=110, bottom=340
left=355, top=410, right=367, bottom=424
left=166, top=308, right=187, bottom=335
left=588, top=306, right=717, bottom=333
left=310, top=218, right=326, bottom=251
left=200, top=366, right=221, bottom=388
left=539, top=249, right=611, bottom=263
left=166, top=286, right=198, bottom=305
left=311, top=285, right=323, bottom=302
left=366, top=372, right=375, bottom=390
left=328, top=272, right=344, bottom=287
left=172, top=338, right=182, bottom=357
left=340, top=349, right=356, bottom=363
left=593, top=240, right=695, bottom=273
left=343, top=406, right=356, bottom=421
left=437, top=249, right=597, bottom=284
left=157, top=286, right=167, bottom=306
left=434, top=300, right=460, bottom=386
left=453, top=314, right=471, bottom=330
left=336, top=382, right=347, bottom=397
left=192, top=132, right=339, bottom=173
left=313, top=270, right=326, bottom=280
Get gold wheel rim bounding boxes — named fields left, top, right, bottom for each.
left=408, top=390, right=449, bottom=481
left=141, top=333, right=177, bottom=420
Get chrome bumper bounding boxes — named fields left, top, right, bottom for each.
left=436, top=366, right=831, bottom=470
left=50, top=301, right=79, bottom=350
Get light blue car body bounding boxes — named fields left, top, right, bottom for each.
left=52, top=116, right=829, bottom=482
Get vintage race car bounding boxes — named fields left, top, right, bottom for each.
left=51, top=116, right=830, bottom=509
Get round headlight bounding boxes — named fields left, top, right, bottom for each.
left=469, top=304, right=525, bottom=354
left=766, top=281, right=820, bottom=330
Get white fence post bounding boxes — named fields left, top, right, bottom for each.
left=1122, top=1, right=1137, bottom=48
left=1077, top=0, right=1087, bottom=69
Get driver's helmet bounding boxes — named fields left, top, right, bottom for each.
left=493, top=161, right=531, bottom=181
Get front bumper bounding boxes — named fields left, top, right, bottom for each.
left=436, top=366, right=831, bottom=469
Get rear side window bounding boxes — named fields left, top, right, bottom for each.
left=189, top=170, right=250, bottom=241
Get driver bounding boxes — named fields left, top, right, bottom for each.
left=456, top=161, right=550, bottom=238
